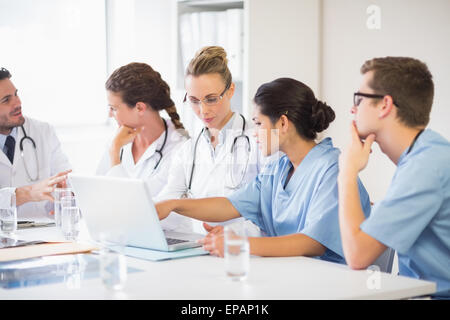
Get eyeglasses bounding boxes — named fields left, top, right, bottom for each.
left=183, top=82, right=230, bottom=107
left=353, top=92, right=400, bottom=108
left=353, top=92, right=385, bottom=107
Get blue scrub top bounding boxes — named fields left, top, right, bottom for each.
left=361, top=129, right=450, bottom=298
left=227, top=138, right=372, bottom=264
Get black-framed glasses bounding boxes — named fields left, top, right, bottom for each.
left=353, top=92, right=385, bottom=107
left=353, top=92, right=400, bottom=108
left=183, top=82, right=231, bottom=107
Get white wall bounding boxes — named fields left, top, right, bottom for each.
left=245, top=0, right=321, bottom=118
left=107, top=0, right=175, bottom=85
left=321, top=0, right=450, bottom=202
left=0, top=0, right=108, bottom=127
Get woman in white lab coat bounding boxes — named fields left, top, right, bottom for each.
left=96, top=62, right=191, bottom=231
left=157, top=46, right=264, bottom=235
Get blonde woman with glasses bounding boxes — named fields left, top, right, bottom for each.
left=157, top=46, right=265, bottom=235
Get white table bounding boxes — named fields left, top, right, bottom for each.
left=0, top=226, right=436, bottom=300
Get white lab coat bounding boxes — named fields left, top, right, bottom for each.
left=96, top=118, right=192, bottom=232
left=0, top=117, right=72, bottom=220
left=157, top=113, right=265, bottom=235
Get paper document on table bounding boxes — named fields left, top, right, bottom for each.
left=0, top=242, right=98, bottom=262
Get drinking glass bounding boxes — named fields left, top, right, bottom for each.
left=61, top=206, right=81, bottom=241
left=0, top=207, right=17, bottom=235
left=53, top=188, right=73, bottom=228
left=0, top=193, right=17, bottom=235
left=224, top=222, right=250, bottom=281
left=99, top=233, right=127, bottom=291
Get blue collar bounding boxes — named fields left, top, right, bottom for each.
left=397, top=129, right=428, bottom=165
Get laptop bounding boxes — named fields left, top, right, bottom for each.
left=69, top=175, right=203, bottom=252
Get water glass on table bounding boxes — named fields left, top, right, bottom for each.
left=224, top=222, right=250, bottom=281
left=0, top=206, right=17, bottom=236
left=53, top=188, right=73, bottom=228
left=0, top=193, right=17, bottom=236
left=99, top=233, right=128, bottom=291
left=60, top=195, right=80, bottom=240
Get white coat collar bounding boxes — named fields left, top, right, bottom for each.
left=122, top=118, right=172, bottom=167
left=202, top=112, right=245, bottom=146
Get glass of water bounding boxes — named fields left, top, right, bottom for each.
left=224, top=222, right=250, bottom=281
left=99, top=233, right=127, bottom=291
left=53, top=188, right=73, bottom=228
left=0, top=193, right=17, bottom=236
left=0, top=207, right=17, bottom=235
left=61, top=206, right=81, bottom=241
left=64, top=255, right=86, bottom=289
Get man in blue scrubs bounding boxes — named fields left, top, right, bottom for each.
left=338, top=57, right=450, bottom=299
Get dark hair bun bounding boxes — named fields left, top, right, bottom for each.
left=311, top=100, right=336, bottom=133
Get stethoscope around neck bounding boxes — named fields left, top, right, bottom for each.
left=18, top=125, right=40, bottom=182
left=119, top=118, right=168, bottom=170
left=183, top=113, right=251, bottom=198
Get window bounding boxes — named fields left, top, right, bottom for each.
left=0, top=0, right=108, bottom=126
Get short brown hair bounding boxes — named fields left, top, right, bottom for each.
left=0, top=67, right=12, bottom=81
left=106, top=62, right=185, bottom=130
left=361, top=57, right=434, bottom=127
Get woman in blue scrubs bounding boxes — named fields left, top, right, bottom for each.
left=156, top=78, right=371, bottom=263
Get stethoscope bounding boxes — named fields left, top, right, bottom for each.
left=119, top=118, right=168, bottom=170
left=183, top=114, right=251, bottom=198
left=19, top=125, right=40, bottom=182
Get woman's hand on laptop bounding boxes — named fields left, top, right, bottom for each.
left=202, top=222, right=224, bottom=236
left=197, top=225, right=225, bottom=257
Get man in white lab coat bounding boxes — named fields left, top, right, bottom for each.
left=0, top=67, right=72, bottom=221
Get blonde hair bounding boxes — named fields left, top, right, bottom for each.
left=186, top=46, right=232, bottom=87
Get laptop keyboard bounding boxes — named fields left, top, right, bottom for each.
left=166, top=238, right=189, bottom=245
